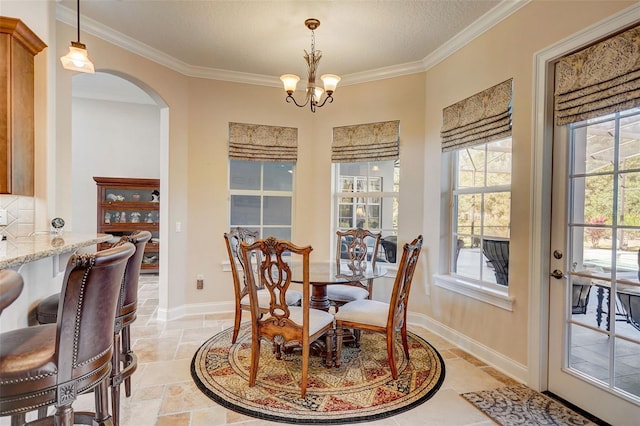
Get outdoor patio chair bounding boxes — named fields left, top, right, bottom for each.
left=482, top=238, right=509, bottom=285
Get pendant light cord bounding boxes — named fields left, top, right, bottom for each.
left=76, top=0, right=81, bottom=43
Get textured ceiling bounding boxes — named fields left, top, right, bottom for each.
left=57, top=0, right=520, bottom=83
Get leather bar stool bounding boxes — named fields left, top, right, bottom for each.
left=0, top=242, right=135, bottom=426
left=0, top=269, right=23, bottom=315
left=35, top=230, right=151, bottom=426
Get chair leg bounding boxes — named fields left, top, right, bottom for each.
left=301, top=339, right=309, bottom=398
left=108, top=330, right=124, bottom=426
left=121, top=325, right=133, bottom=397
left=231, top=306, right=242, bottom=344
left=36, top=406, right=47, bottom=419
left=400, top=325, right=410, bottom=359
left=94, top=379, right=112, bottom=426
left=53, top=403, right=74, bottom=426
left=335, top=324, right=343, bottom=368
left=248, top=334, right=261, bottom=387
left=10, top=413, right=25, bottom=426
left=387, top=330, right=398, bottom=379
left=325, top=328, right=334, bottom=368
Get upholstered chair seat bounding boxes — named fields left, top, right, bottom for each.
left=326, top=285, right=369, bottom=303
left=333, top=299, right=390, bottom=327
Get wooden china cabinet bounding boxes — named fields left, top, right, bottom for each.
left=94, top=177, right=160, bottom=272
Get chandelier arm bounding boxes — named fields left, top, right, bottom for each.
left=314, top=94, right=334, bottom=109
left=285, top=94, right=310, bottom=108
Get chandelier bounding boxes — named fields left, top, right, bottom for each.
left=280, top=19, right=340, bottom=113
left=60, top=0, right=95, bottom=73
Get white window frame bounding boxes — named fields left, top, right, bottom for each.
left=434, top=140, right=515, bottom=311
left=228, top=160, right=294, bottom=239
left=332, top=160, right=399, bottom=264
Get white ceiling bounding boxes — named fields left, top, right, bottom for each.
left=58, top=0, right=528, bottom=87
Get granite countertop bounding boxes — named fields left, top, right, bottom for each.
left=0, top=233, right=112, bottom=269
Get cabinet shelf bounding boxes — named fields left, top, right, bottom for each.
left=95, top=177, right=160, bottom=272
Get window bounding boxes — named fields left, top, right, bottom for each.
left=229, top=160, right=294, bottom=240
left=333, top=159, right=399, bottom=263
left=452, top=138, right=511, bottom=289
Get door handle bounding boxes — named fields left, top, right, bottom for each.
left=550, top=269, right=565, bottom=279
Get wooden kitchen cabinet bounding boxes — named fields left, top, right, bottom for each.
left=0, top=17, right=46, bottom=195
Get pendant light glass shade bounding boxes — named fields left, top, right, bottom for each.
left=60, top=41, right=94, bottom=73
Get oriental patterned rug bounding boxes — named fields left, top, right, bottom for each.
left=462, top=384, right=599, bottom=425
left=191, top=325, right=445, bottom=424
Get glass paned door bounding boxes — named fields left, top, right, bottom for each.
left=548, top=109, right=640, bottom=423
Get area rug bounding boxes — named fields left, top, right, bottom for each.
left=461, top=384, right=598, bottom=425
left=191, top=325, right=445, bottom=424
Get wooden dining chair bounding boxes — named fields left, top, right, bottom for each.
left=334, top=235, right=423, bottom=379
left=329, top=228, right=382, bottom=309
left=224, top=228, right=302, bottom=344
left=240, top=236, right=334, bottom=397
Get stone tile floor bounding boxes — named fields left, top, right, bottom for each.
left=70, top=275, right=520, bottom=425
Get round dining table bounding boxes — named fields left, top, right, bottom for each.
left=288, top=261, right=388, bottom=311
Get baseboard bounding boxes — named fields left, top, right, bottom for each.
left=156, top=301, right=234, bottom=321
left=407, top=311, right=528, bottom=384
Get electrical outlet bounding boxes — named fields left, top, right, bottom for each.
left=0, top=209, right=7, bottom=226
left=196, top=274, right=204, bottom=290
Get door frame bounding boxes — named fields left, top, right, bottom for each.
left=529, top=3, right=640, bottom=391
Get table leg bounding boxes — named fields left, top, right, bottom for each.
left=310, top=284, right=331, bottom=311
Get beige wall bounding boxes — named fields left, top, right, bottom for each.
left=185, top=73, right=426, bottom=306
left=5, top=0, right=636, bottom=380
left=423, top=0, right=635, bottom=366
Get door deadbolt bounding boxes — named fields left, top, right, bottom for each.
left=550, top=269, right=565, bottom=279
left=553, top=250, right=563, bottom=259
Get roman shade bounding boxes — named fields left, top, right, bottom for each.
left=228, top=122, right=298, bottom=162
left=440, top=79, right=513, bottom=152
left=332, top=120, right=400, bottom=163
left=554, top=25, right=640, bottom=126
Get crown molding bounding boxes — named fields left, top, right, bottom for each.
left=57, top=0, right=531, bottom=87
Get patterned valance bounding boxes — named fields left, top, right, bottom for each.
left=331, top=120, right=399, bottom=163
left=440, top=79, right=513, bottom=152
left=228, top=122, right=298, bottom=162
left=555, top=25, right=640, bottom=125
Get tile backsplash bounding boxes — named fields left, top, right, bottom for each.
left=0, top=195, right=35, bottom=239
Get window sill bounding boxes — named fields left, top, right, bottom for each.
left=433, top=274, right=514, bottom=311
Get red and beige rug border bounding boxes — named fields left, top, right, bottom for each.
left=191, top=325, right=446, bottom=424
